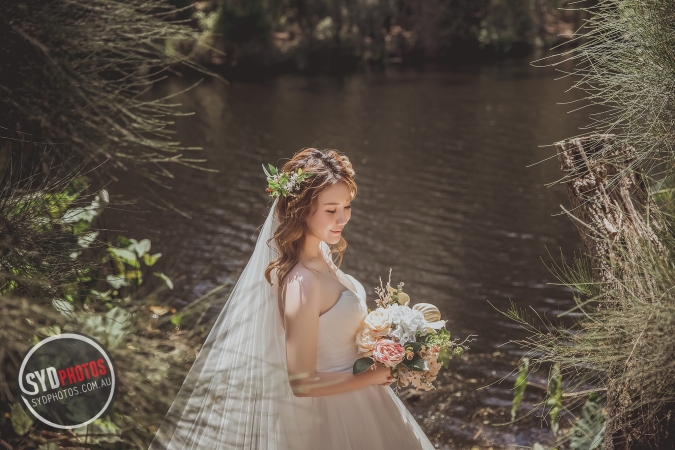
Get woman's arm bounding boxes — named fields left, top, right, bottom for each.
left=283, top=268, right=391, bottom=397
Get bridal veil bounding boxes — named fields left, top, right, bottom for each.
left=148, top=198, right=319, bottom=449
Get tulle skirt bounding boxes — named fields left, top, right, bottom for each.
left=290, top=384, right=436, bottom=450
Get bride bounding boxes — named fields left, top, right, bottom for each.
left=148, top=148, right=435, bottom=449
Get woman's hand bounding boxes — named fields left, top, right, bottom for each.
left=361, top=362, right=393, bottom=386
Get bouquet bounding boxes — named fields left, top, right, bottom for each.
left=353, top=269, right=470, bottom=392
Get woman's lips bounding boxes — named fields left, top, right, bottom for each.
left=330, top=230, right=342, bottom=234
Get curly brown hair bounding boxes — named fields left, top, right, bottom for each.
left=264, top=147, right=357, bottom=286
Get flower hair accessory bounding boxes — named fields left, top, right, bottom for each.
left=263, top=163, right=312, bottom=198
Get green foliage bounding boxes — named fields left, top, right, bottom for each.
left=503, top=193, right=675, bottom=444
left=62, top=190, right=108, bottom=227
left=1, top=261, right=214, bottom=449
left=154, top=272, right=175, bottom=290
left=10, top=403, right=33, bottom=436
left=263, top=164, right=312, bottom=198
left=108, top=247, right=141, bottom=270
left=437, top=346, right=451, bottom=368
left=401, top=356, right=427, bottom=372
left=76, top=306, right=132, bottom=350
left=420, top=326, right=468, bottom=368
left=0, top=175, right=93, bottom=300
left=144, top=252, right=163, bottom=267
left=72, top=415, right=123, bottom=444
left=543, top=248, right=603, bottom=303
left=38, top=444, right=59, bottom=450
left=547, top=363, right=563, bottom=435
left=353, top=356, right=375, bottom=375
left=33, top=324, right=62, bottom=344
left=568, top=394, right=605, bottom=450
left=183, top=0, right=582, bottom=72
left=478, top=0, right=559, bottom=52
left=216, top=0, right=270, bottom=44
left=170, top=312, right=184, bottom=327
left=421, top=326, right=452, bottom=347
left=511, top=357, right=529, bottom=421
left=0, top=175, right=172, bottom=306
left=0, top=175, right=203, bottom=447
left=507, top=193, right=675, bottom=445
left=106, top=235, right=173, bottom=292
left=405, top=341, right=423, bottom=353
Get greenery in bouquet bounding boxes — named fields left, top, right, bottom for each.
left=352, top=269, right=472, bottom=393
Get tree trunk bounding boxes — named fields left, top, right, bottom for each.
left=555, top=134, right=674, bottom=450
left=555, top=134, right=663, bottom=279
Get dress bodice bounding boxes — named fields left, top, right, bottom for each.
left=316, top=273, right=368, bottom=373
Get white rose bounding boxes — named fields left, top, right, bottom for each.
left=364, top=308, right=392, bottom=336
left=355, top=329, right=378, bottom=356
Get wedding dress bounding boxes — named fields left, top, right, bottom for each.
left=148, top=198, right=435, bottom=450
left=295, top=271, right=436, bottom=449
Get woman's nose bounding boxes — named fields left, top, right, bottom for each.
left=336, top=210, right=348, bottom=225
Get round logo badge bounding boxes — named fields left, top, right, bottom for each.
left=16, top=332, right=118, bottom=429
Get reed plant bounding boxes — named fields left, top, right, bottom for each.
left=514, top=1, right=675, bottom=447
left=0, top=1, right=225, bottom=448
left=540, top=0, right=675, bottom=182
left=506, top=207, right=675, bottom=448
left=0, top=0, right=218, bottom=188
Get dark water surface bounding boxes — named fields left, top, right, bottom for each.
left=109, top=62, right=587, bottom=449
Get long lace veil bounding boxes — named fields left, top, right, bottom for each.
left=148, top=198, right=317, bottom=449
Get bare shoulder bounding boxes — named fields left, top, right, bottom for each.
left=281, top=264, right=322, bottom=313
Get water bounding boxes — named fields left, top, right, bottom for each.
left=108, top=61, right=588, bottom=448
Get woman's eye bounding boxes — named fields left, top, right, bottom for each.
left=327, top=206, right=351, bottom=213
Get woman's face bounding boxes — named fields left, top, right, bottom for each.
left=306, top=181, right=352, bottom=245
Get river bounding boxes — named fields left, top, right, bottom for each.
left=108, top=60, right=587, bottom=449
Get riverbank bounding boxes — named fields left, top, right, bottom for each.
left=172, top=0, right=586, bottom=81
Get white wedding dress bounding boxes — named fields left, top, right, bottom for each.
left=148, top=199, right=436, bottom=450
left=292, top=271, right=436, bottom=450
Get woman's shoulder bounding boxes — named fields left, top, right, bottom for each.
left=281, top=263, right=322, bottom=299
left=283, top=263, right=318, bottom=283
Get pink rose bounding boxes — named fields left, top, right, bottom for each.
left=372, top=339, right=406, bottom=368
